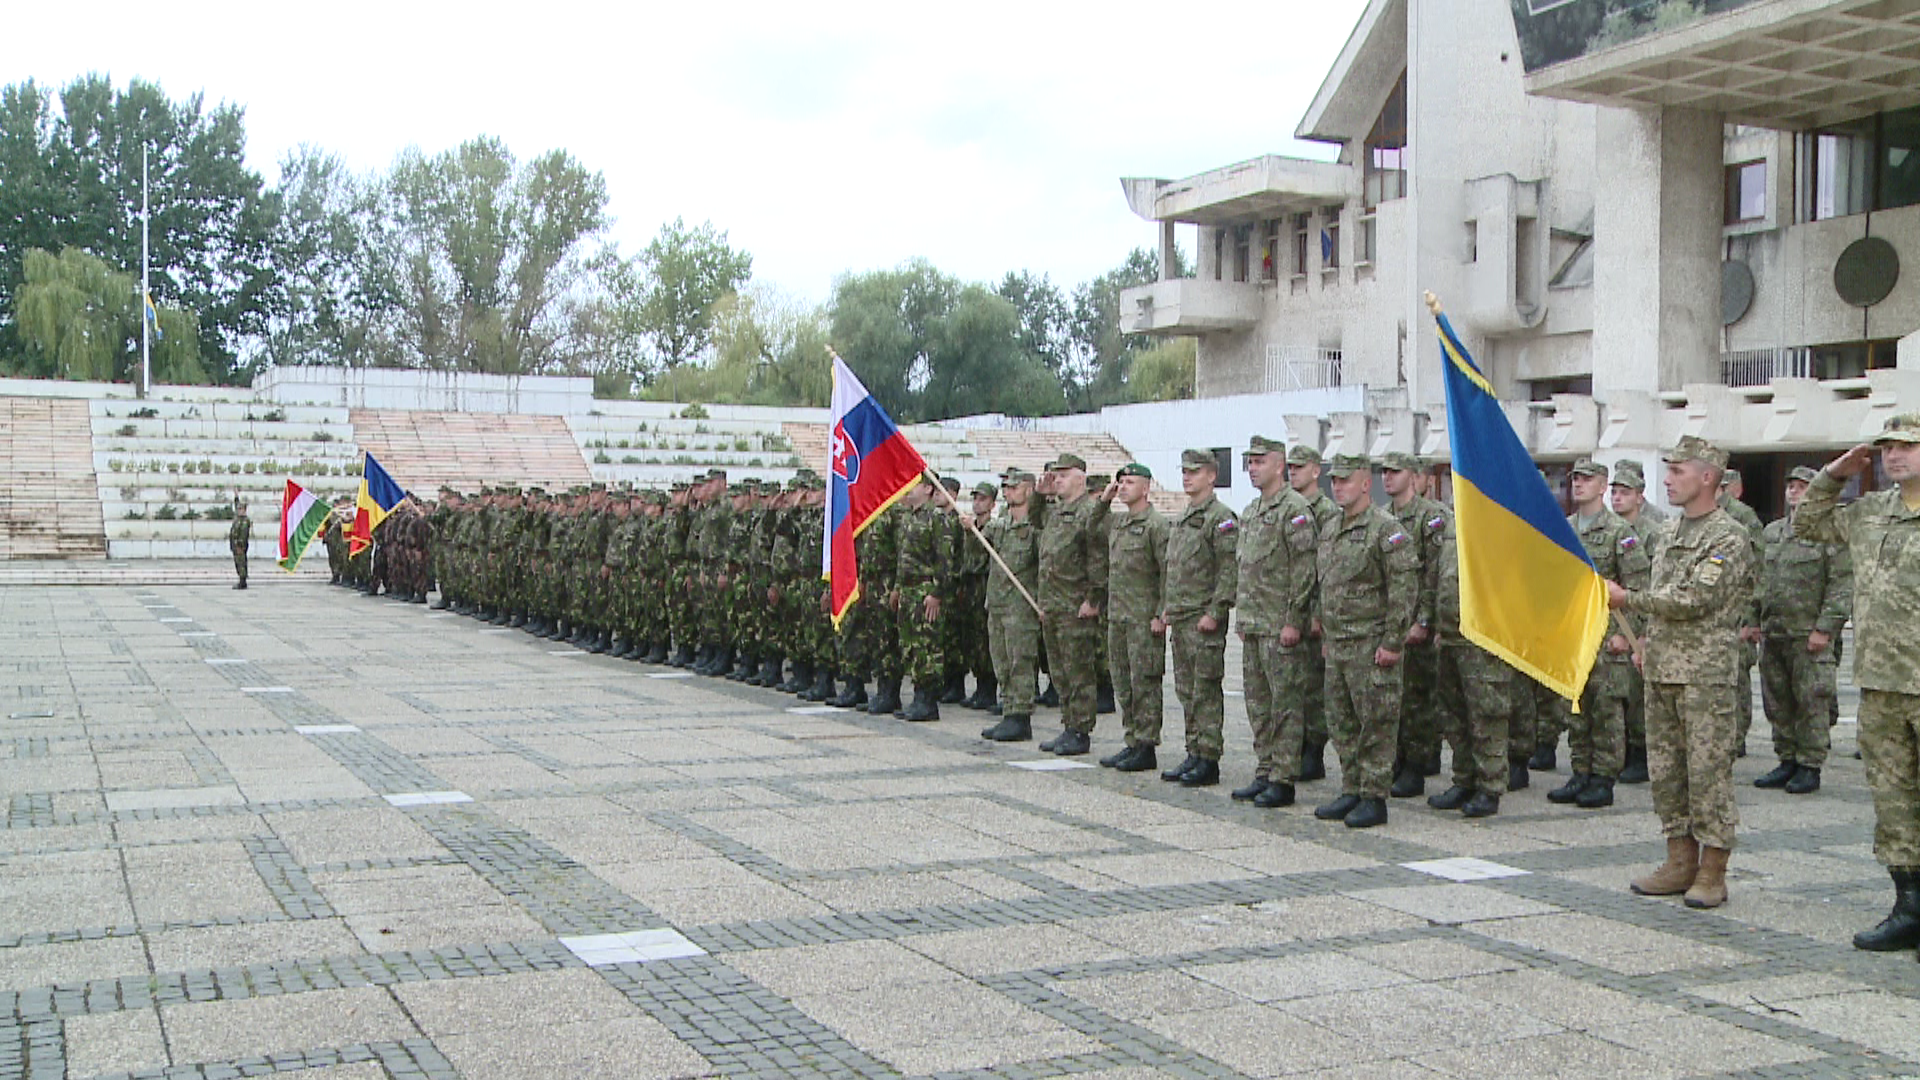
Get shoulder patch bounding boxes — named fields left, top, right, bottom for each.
left=1426, top=516, right=1446, bottom=530
left=1619, top=535, right=1638, bottom=550
left=1217, top=519, right=1237, bottom=533
left=1290, top=514, right=1311, bottom=527
left=1386, top=531, right=1410, bottom=546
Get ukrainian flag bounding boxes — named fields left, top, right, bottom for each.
left=144, top=293, right=164, bottom=341
left=1437, top=306, right=1606, bottom=702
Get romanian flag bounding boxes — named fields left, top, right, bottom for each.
left=346, top=452, right=406, bottom=557
left=823, top=352, right=928, bottom=628
left=1438, top=308, right=1607, bottom=702
left=278, top=479, right=331, bottom=572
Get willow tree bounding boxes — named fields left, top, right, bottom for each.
left=13, top=247, right=204, bottom=383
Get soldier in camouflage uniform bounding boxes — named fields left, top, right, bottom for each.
left=665, top=481, right=698, bottom=666
left=429, top=489, right=458, bottom=608
left=1610, top=459, right=1667, bottom=783
left=1427, top=505, right=1517, bottom=817
left=858, top=503, right=904, bottom=714
left=1548, top=459, right=1652, bottom=810
left=324, top=496, right=351, bottom=586
left=1035, top=453, right=1108, bottom=756
left=1289, top=444, right=1339, bottom=782
left=1312, top=454, right=1419, bottom=830
left=982, top=469, right=1043, bottom=742
left=1087, top=473, right=1119, bottom=718
left=1232, top=437, right=1319, bottom=807
left=228, top=501, right=250, bottom=590
left=892, top=478, right=955, bottom=720
left=1722, top=469, right=1766, bottom=754
left=1611, top=436, right=1756, bottom=910
left=935, top=476, right=972, bottom=704
left=1097, top=463, right=1169, bottom=772
left=1795, top=415, right=1920, bottom=955
left=957, top=483, right=998, bottom=710
left=1380, top=452, right=1448, bottom=798
left=1753, top=466, right=1852, bottom=795
left=1156, top=449, right=1237, bottom=785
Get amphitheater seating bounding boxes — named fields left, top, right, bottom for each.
left=571, top=410, right=805, bottom=489
left=1, top=397, right=106, bottom=559
left=961, top=429, right=1190, bottom=514
left=353, top=410, right=591, bottom=493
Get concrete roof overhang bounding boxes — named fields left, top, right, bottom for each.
left=1525, top=0, right=1920, bottom=129
left=1296, top=0, right=1408, bottom=144
left=1121, top=156, right=1358, bottom=227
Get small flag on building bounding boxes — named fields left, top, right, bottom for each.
left=823, top=351, right=928, bottom=628
left=346, top=452, right=406, bottom=557
left=277, top=479, right=331, bottom=572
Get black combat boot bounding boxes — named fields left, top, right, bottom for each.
left=982, top=714, right=1032, bottom=742
left=509, top=612, right=526, bottom=629
left=1389, top=764, right=1425, bottom=799
left=1461, top=791, right=1501, bottom=818
left=647, top=642, right=670, bottom=665
left=1295, top=738, right=1328, bottom=782
left=901, top=690, right=939, bottom=722
left=708, top=646, right=735, bottom=677
left=1853, top=868, right=1920, bottom=951
left=430, top=595, right=449, bottom=610
left=1038, top=680, right=1060, bottom=708
left=1253, top=781, right=1295, bottom=808
left=1052, top=730, right=1091, bottom=756
left=1619, top=745, right=1650, bottom=784
left=1576, top=776, right=1616, bottom=808
left=1343, top=797, right=1388, bottom=829
left=1314, top=794, right=1361, bottom=821
left=1786, top=766, right=1822, bottom=795
left=806, top=668, right=836, bottom=702
left=589, top=631, right=611, bottom=655
left=940, top=673, right=967, bottom=705
left=671, top=643, right=695, bottom=668
left=1231, top=778, right=1270, bottom=801
left=1528, top=743, right=1557, bottom=771
left=1178, top=759, right=1220, bottom=787
left=1096, top=680, right=1116, bottom=715
left=1753, top=761, right=1797, bottom=789
left=780, top=660, right=810, bottom=693
left=964, top=674, right=997, bottom=711
left=1508, top=760, right=1531, bottom=791
left=1420, top=753, right=1442, bottom=777
left=1160, top=755, right=1202, bottom=782
left=829, top=678, right=868, bottom=709
left=757, top=656, right=784, bottom=687
left=1114, top=745, right=1159, bottom=773
left=1548, top=774, right=1591, bottom=804
left=1428, top=785, right=1473, bottom=811
left=868, top=678, right=902, bottom=715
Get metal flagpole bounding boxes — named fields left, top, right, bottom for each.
left=140, top=144, right=150, bottom=400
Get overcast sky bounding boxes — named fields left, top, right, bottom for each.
left=8, top=0, right=1369, bottom=303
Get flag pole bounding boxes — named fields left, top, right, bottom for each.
left=923, top=466, right=1044, bottom=620
left=140, top=144, right=151, bottom=400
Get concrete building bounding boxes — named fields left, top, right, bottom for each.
left=1118, top=0, right=1920, bottom=520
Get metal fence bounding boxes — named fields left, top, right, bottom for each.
left=1263, top=347, right=1343, bottom=393
left=1721, top=347, right=1811, bottom=387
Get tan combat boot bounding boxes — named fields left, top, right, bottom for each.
left=1631, top=835, right=1699, bottom=896
left=1684, top=846, right=1730, bottom=909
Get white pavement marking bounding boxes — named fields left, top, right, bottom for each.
left=294, top=724, right=360, bottom=734
left=159, top=617, right=194, bottom=623
left=479, top=628, right=514, bottom=634
left=559, top=928, right=706, bottom=966
left=204, top=658, right=249, bottom=665
left=648, top=672, right=694, bottom=679
left=426, top=613, right=455, bottom=619
left=9, top=711, right=55, bottom=720
left=1402, top=856, right=1530, bottom=882
left=384, top=791, right=473, bottom=808
left=548, top=649, right=585, bottom=656
left=239, top=687, right=295, bottom=694
left=142, top=603, right=174, bottom=609
left=786, top=705, right=844, bottom=714
left=1010, top=759, right=1096, bottom=771
left=1837, top=715, right=1857, bottom=725
left=180, top=632, right=217, bottom=638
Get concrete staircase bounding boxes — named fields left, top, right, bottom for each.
left=962, top=429, right=1189, bottom=514
left=571, top=411, right=805, bottom=488
left=1, top=397, right=106, bottom=559
left=352, top=410, right=592, bottom=493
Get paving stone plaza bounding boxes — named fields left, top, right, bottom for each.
left=3, top=576, right=1919, bottom=1080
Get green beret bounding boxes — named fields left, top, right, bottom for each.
left=1117, top=462, right=1152, bottom=480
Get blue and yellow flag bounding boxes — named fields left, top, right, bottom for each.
left=1437, top=308, right=1606, bottom=702
left=345, top=452, right=407, bottom=558
left=144, top=293, right=164, bottom=341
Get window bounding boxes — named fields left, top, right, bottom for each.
left=1358, top=214, right=1377, bottom=266
left=1263, top=219, right=1281, bottom=281
left=1233, top=224, right=1252, bottom=283
left=1882, top=107, right=1920, bottom=211
left=1209, top=448, right=1233, bottom=485
left=1812, top=119, right=1873, bottom=220
left=1725, top=161, right=1766, bottom=224
left=1212, top=229, right=1224, bottom=281
left=1363, top=72, right=1408, bottom=207
left=1293, top=213, right=1310, bottom=276
left=1321, top=210, right=1341, bottom=271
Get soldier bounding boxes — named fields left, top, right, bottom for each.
left=1753, top=466, right=1852, bottom=796
left=1427, top=506, right=1516, bottom=817
left=1098, top=462, right=1169, bottom=772
left=1312, top=454, right=1419, bottom=829
left=228, top=501, right=250, bottom=590
left=1722, top=468, right=1766, bottom=755
left=936, top=475, right=972, bottom=705
left=1232, top=436, right=1319, bottom=807
left=1157, top=449, right=1237, bottom=786
left=1289, top=444, right=1339, bottom=783
left=1795, top=415, right=1920, bottom=954
left=981, top=469, right=1044, bottom=743
left=860, top=501, right=904, bottom=715
left=1610, top=460, right=1665, bottom=783
left=894, top=478, right=955, bottom=721
left=1035, top=454, right=1108, bottom=756
left=665, top=481, right=698, bottom=667
left=1609, top=436, right=1755, bottom=910
left=958, top=482, right=999, bottom=711
left=1549, top=459, right=1651, bottom=810
left=1088, top=472, right=1119, bottom=718
left=324, top=496, right=351, bottom=586
left=1380, top=451, right=1448, bottom=798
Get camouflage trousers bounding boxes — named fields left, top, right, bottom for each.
left=670, top=574, right=697, bottom=649
left=1566, top=658, right=1632, bottom=778
left=1647, top=680, right=1740, bottom=851
left=989, top=607, right=1040, bottom=717
left=1324, top=639, right=1403, bottom=800
left=1041, top=611, right=1100, bottom=734
left=1436, top=636, right=1513, bottom=794
left=1626, top=671, right=1648, bottom=754
left=1242, top=632, right=1310, bottom=781
left=1168, top=618, right=1228, bottom=760
left=898, top=583, right=945, bottom=690
left=863, top=594, right=901, bottom=680
left=1860, top=689, right=1920, bottom=867
left=231, top=547, right=248, bottom=584
left=836, top=606, right=869, bottom=681
left=1107, top=619, right=1166, bottom=748
left=1760, top=635, right=1837, bottom=768
left=1397, top=640, right=1440, bottom=768
left=1518, top=680, right=1561, bottom=762
left=1736, top=640, right=1758, bottom=744
left=944, top=577, right=988, bottom=681
left=1303, top=636, right=1329, bottom=746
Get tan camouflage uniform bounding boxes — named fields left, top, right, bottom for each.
left=1106, top=499, right=1169, bottom=749
left=1162, top=459, right=1238, bottom=763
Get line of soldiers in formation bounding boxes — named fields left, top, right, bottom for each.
left=307, top=422, right=1920, bottom=947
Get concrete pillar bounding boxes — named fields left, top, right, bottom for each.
left=1198, top=227, right=1221, bottom=282
left=1160, top=221, right=1179, bottom=281
left=1592, top=105, right=1724, bottom=396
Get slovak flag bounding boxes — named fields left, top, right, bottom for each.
left=824, top=352, right=929, bottom=628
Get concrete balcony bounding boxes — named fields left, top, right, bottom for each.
left=1119, top=279, right=1263, bottom=336
left=1122, top=156, right=1355, bottom=227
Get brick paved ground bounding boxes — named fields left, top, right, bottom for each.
left=2, top=579, right=1917, bottom=1080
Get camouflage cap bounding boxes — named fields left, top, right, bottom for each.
left=645, top=489, right=669, bottom=505
left=971, top=481, right=998, bottom=498
left=1788, top=465, right=1820, bottom=483
left=526, top=486, right=546, bottom=496
left=670, top=480, right=691, bottom=491
left=1116, top=462, right=1152, bottom=480
left=1003, top=467, right=1037, bottom=485
left=1327, top=454, right=1372, bottom=478
left=1180, top=448, right=1217, bottom=471
left=1873, top=411, right=1920, bottom=445
left=1570, top=458, right=1608, bottom=478
left=940, top=476, right=961, bottom=493
left=787, top=476, right=809, bottom=492
left=1245, top=435, right=1285, bottom=456
left=1045, top=452, right=1087, bottom=472
left=1609, top=461, right=1646, bottom=490
left=1379, top=451, right=1419, bottom=472
left=807, top=475, right=828, bottom=490
left=1287, top=445, right=1323, bottom=466
left=589, top=481, right=607, bottom=491
left=1663, top=436, right=1728, bottom=469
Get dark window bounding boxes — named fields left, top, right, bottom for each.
left=1263, top=219, right=1281, bottom=281
left=1293, top=213, right=1310, bottom=275
left=1233, top=225, right=1252, bottom=283
left=1882, top=106, right=1920, bottom=211
left=1322, top=210, right=1341, bottom=271
left=1210, top=448, right=1232, bottom=485
left=1364, top=72, right=1408, bottom=207
left=1803, top=105, right=1920, bottom=220
left=1725, top=161, right=1766, bottom=224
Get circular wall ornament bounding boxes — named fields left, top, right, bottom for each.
left=1721, top=259, right=1754, bottom=326
left=1835, top=236, right=1898, bottom=308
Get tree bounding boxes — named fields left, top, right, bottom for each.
left=11, top=247, right=204, bottom=384
left=0, top=76, right=277, bottom=381
left=995, top=271, right=1074, bottom=408
left=258, top=145, right=388, bottom=370
left=1125, top=338, right=1196, bottom=402
left=1071, top=246, right=1188, bottom=408
left=637, top=218, right=753, bottom=371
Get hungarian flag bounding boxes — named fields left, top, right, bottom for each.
left=346, top=452, right=406, bottom=557
left=823, top=352, right=927, bottom=628
left=278, top=480, right=331, bottom=572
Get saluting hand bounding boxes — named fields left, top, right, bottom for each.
left=1826, top=443, right=1874, bottom=479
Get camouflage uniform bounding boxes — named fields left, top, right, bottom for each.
left=1563, top=472, right=1652, bottom=783
left=896, top=498, right=955, bottom=700
left=228, top=512, right=250, bottom=587
left=1432, top=508, right=1516, bottom=796
left=1106, top=498, right=1169, bottom=749
left=1383, top=456, right=1449, bottom=784
left=1614, top=461, right=1668, bottom=771
left=957, top=486, right=996, bottom=694
left=1163, top=473, right=1238, bottom=763
left=1759, top=488, right=1852, bottom=772
left=985, top=501, right=1042, bottom=720
left=1292, top=445, right=1342, bottom=762
left=1315, top=458, right=1420, bottom=803
left=1722, top=486, right=1766, bottom=746
left=1235, top=455, right=1319, bottom=783
left=1038, top=488, right=1109, bottom=735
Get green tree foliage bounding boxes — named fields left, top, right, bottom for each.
left=0, top=76, right=275, bottom=380
left=11, top=247, right=203, bottom=383
left=638, top=218, right=754, bottom=371
left=645, top=285, right=830, bottom=407
left=258, top=145, right=384, bottom=369
left=1072, top=246, right=1186, bottom=408
left=1126, top=338, right=1196, bottom=403
left=995, top=271, right=1075, bottom=406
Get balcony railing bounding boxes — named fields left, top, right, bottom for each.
left=1264, top=346, right=1343, bottom=393
left=1721, top=347, right=1811, bottom=387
